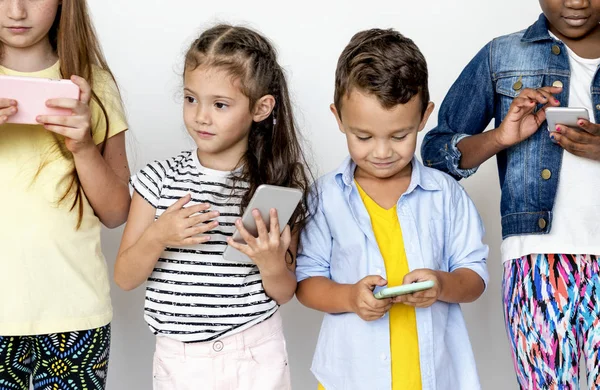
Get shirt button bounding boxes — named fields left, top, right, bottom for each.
left=381, top=353, right=388, bottom=362
left=541, top=169, right=552, bottom=180
left=552, top=80, right=563, bottom=88
left=538, top=218, right=547, bottom=230
left=375, top=268, right=382, bottom=275
left=512, top=80, right=523, bottom=91
left=552, top=45, right=561, bottom=55
left=213, top=341, right=224, bottom=352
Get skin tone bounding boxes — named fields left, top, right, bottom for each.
left=457, top=0, right=600, bottom=168
left=115, top=67, right=298, bottom=305
left=0, top=0, right=130, bottom=227
left=296, top=89, right=485, bottom=322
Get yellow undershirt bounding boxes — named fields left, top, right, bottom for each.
left=318, top=182, right=421, bottom=389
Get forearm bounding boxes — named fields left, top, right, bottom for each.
left=261, top=262, right=297, bottom=305
left=296, top=277, right=354, bottom=313
left=115, top=226, right=165, bottom=291
left=436, top=268, right=485, bottom=304
left=457, top=127, right=507, bottom=170
left=73, top=144, right=130, bottom=228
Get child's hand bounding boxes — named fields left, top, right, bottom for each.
left=0, top=98, right=17, bottom=125
left=349, top=275, right=392, bottom=321
left=495, top=86, right=562, bottom=148
left=151, top=194, right=219, bottom=247
left=36, top=75, right=95, bottom=154
left=226, top=208, right=291, bottom=272
left=393, top=269, right=442, bottom=308
left=551, top=119, right=600, bottom=162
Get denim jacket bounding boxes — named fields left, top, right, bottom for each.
left=421, top=14, right=600, bottom=239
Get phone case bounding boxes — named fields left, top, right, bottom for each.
left=222, top=184, right=303, bottom=263
left=0, top=75, right=79, bottom=125
left=545, top=107, right=590, bottom=132
left=374, top=280, right=435, bottom=299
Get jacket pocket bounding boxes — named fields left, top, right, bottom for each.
left=495, top=74, right=544, bottom=98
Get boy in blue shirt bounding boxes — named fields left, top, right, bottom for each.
left=296, top=28, right=489, bottom=390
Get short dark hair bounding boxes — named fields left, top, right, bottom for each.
left=334, top=28, right=430, bottom=116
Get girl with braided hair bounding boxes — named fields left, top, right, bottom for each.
left=115, top=24, right=312, bottom=390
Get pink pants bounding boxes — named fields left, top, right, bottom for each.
left=153, top=311, right=291, bottom=390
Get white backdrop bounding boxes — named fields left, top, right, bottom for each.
left=87, top=1, right=546, bottom=389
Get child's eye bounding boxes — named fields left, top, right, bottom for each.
left=356, top=136, right=371, bottom=141
left=184, top=96, right=197, bottom=104
left=214, top=102, right=228, bottom=109
left=392, top=135, right=407, bottom=141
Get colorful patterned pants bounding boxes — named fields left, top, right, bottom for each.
left=503, top=254, right=600, bottom=389
left=0, top=324, right=110, bottom=390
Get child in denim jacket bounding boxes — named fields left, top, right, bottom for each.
left=422, top=1, right=600, bottom=388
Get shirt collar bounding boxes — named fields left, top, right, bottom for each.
left=334, top=156, right=441, bottom=195
left=521, top=14, right=553, bottom=43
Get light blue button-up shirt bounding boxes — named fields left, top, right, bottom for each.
left=297, top=156, right=489, bottom=390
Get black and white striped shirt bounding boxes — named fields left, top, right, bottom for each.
left=131, top=150, right=277, bottom=342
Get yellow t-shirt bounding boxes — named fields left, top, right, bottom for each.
left=0, top=61, right=128, bottom=335
left=359, top=182, right=422, bottom=389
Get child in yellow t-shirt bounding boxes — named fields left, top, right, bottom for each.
left=0, top=1, right=129, bottom=388
left=298, top=28, right=489, bottom=390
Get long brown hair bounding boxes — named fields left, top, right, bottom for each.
left=38, top=1, right=118, bottom=228
left=184, top=25, right=313, bottom=248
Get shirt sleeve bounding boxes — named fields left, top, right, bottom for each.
left=130, top=160, right=166, bottom=209
left=89, top=67, right=128, bottom=145
left=445, top=182, right=489, bottom=289
left=296, top=188, right=333, bottom=282
left=420, top=42, right=496, bottom=180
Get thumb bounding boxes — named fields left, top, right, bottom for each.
left=166, top=193, right=192, bottom=212
left=362, top=275, right=387, bottom=290
left=402, top=271, right=422, bottom=285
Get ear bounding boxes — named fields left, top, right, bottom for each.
left=330, top=103, right=346, bottom=134
left=417, top=102, right=435, bottom=133
left=252, top=95, right=276, bottom=123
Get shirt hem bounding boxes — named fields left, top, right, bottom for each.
left=0, top=311, right=112, bottom=336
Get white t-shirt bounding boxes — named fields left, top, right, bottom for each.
left=131, top=150, right=278, bottom=342
left=502, top=37, right=600, bottom=261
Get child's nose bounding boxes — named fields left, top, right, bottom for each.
left=7, top=0, right=27, bottom=20
left=195, top=105, right=210, bottom=125
left=564, top=0, right=589, bottom=9
left=373, top=141, right=392, bottom=159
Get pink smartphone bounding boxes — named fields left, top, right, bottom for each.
left=0, top=75, right=79, bottom=125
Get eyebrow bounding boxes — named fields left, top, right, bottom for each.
left=183, top=88, right=234, bottom=100
left=349, top=126, right=414, bottom=134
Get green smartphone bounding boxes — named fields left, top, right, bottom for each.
left=374, top=280, right=435, bottom=299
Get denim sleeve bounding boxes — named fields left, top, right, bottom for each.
left=421, top=43, right=496, bottom=180
left=446, top=183, right=489, bottom=290
left=296, top=190, right=333, bottom=282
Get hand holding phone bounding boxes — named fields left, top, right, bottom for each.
left=223, top=185, right=302, bottom=264
left=546, top=107, right=590, bottom=132
left=374, top=280, right=435, bottom=299
left=391, top=269, right=442, bottom=308
left=0, top=75, right=79, bottom=125
left=349, top=275, right=392, bottom=322
left=546, top=106, right=600, bottom=161
left=0, top=98, right=18, bottom=125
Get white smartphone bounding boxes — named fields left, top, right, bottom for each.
left=546, top=107, right=590, bottom=132
left=374, top=280, right=435, bottom=299
left=0, top=75, right=79, bottom=125
left=222, top=184, right=303, bottom=263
